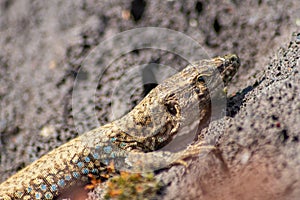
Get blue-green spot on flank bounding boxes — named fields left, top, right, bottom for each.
left=50, top=184, right=58, bottom=192
left=65, top=174, right=71, bottom=181
left=16, top=191, right=23, bottom=198
left=45, top=192, right=53, bottom=199
left=110, top=152, right=116, bottom=158
left=110, top=137, right=116, bottom=142
left=92, top=168, right=98, bottom=174
left=93, top=152, right=99, bottom=159
left=82, top=168, right=89, bottom=174
left=95, top=145, right=101, bottom=150
left=40, top=184, right=47, bottom=191
left=103, top=146, right=112, bottom=154
left=103, top=159, right=109, bottom=165
left=120, top=142, right=126, bottom=148
left=84, top=156, right=90, bottom=162
left=26, top=187, right=32, bottom=193
left=72, top=171, right=80, bottom=179
left=77, top=161, right=84, bottom=168
left=35, top=192, right=41, bottom=199
left=58, top=179, right=65, bottom=187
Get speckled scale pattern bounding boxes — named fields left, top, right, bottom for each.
left=0, top=132, right=124, bottom=200
left=0, top=55, right=240, bottom=199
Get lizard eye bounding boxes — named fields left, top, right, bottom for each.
left=197, top=75, right=206, bottom=83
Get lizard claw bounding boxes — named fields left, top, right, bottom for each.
left=171, top=141, right=215, bottom=169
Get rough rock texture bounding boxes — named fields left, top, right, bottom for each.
left=158, top=38, right=300, bottom=200
left=0, top=0, right=299, bottom=199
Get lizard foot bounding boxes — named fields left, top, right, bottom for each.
left=171, top=141, right=215, bottom=168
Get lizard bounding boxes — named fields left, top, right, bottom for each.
left=0, top=54, right=240, bottom=200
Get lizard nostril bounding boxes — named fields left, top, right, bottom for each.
left=230, top=55, right=240, bottom=64
left=230, top=56, right=236, bottom=63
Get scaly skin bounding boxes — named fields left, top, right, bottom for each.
left=0, top=54, right=240, bottom=200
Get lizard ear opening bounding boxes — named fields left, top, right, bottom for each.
left=165, top=102, right=177, bottom=116
left=164, top=93, right=179, bottom=116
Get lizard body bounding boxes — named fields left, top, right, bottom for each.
left=0, top=54, right=240, bottom=199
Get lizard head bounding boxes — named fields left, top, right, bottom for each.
left=115, top=54, right=240, bottom=152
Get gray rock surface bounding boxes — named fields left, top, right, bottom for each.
left=0, top=0, right=299, bottom=199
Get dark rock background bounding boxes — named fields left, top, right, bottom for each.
left=0, top=0, right=299, bottom=199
